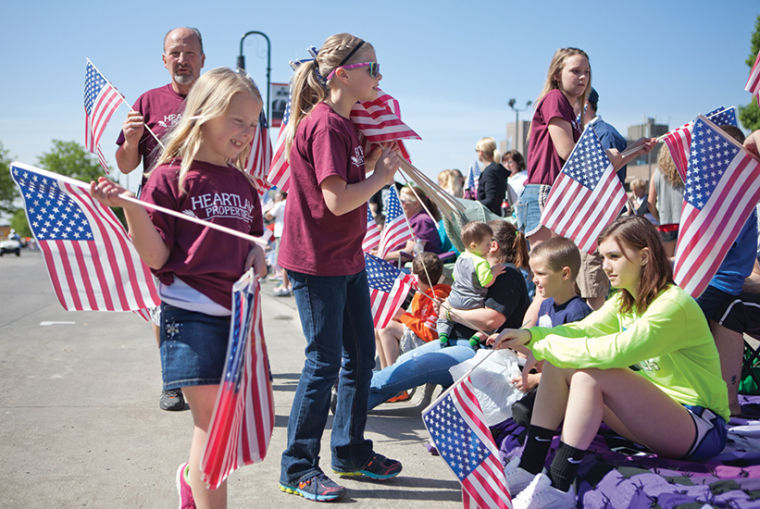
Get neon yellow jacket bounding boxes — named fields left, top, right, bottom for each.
left=527, top=285, right=729, bottom=421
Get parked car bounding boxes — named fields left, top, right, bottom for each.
left=0, top=238, right=21, bottom=256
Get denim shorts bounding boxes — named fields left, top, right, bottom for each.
left=159, top=302, right=230, bottom=390
left=515, top=184, right=551, bottom=236
left=683, top=405, right=727, bottom=461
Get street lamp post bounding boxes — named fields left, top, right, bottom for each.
left=237, top=30, right=271, bottom=122
left=508, top=98, right=533, bottom=154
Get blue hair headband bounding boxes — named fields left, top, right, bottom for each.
left=288, top=46, right=326, bottom=86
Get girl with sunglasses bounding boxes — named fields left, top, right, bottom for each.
left=277, top=33, right=402, bottom=502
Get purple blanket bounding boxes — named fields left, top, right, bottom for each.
left=495, top=395, right=760, bottom=508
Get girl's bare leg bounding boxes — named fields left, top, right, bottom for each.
left=182, top=385, right=228, bottom=509
left=529, top=362, right=576, bottom=430
left=377, top=320, right=404, bottom=367
left=562, top=368, right=695, bottom=458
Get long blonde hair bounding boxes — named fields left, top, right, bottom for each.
left=657, top=146, right=684, bottom=189
left=285, top=33, right=372, bottom=157
left=536, top=47, right=591, bottom=116
left=155, top=67, right=262, bottom=193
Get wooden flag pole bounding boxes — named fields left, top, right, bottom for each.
left=116, top=193, right=269, bottom=248
left=32, top=162, right=270, bottom=248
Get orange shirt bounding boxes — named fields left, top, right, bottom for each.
left=399, top=284, right=451, bottom=343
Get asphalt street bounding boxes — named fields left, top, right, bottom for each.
left=0, top=250, right=462, bottom=508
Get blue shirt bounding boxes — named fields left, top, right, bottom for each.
left=589, top=116, right=627, bottom=183
left=537, top=295, right=592, bottom=328
left=710, top=211, right=758, bottom=295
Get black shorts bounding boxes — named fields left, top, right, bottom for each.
left=715, top=291, right=760, bottom=335
left=697, top=286, right=738, bottom=324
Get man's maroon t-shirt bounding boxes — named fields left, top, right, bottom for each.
left=141, top=161, right=264, bottom=309
left=278, top=102, right=367, bottom=276
left=526, top=89, right=582, bottom=186
left=116, top=84, right=186, bottom=172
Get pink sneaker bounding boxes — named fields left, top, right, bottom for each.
left=175, top=462, right=195, bottom=509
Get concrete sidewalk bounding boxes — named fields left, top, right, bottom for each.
left=0, top=251, right=462, bottom=507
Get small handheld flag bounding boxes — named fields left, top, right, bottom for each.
left=540, top=127, right=627, bottom=253
left=673, top=116, right=760, bottom=297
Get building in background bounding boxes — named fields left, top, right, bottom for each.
left=625, top=117, right=669, bottom=185
left=499, top=116, right=671, bottom=188
left=500, top=120, right=531, bottom=158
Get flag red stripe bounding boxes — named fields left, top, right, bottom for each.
left=66, top=183, right=134, bottom=309
left=675, top=155, right=749, bottom=271
left=455, top=382, right=493, bottom=438
left=67, top=185, right=126, bottom=309
left=54, top=239, right=84, bottom=310
left=541, top=166, right=625, bottom=254
left=83, top=183, right=157, bottom=309
left=249, top=294, right=268, bottom=456
left=90, top=90, right=121, bottom=147
left=465, top=470, right=511, bottom=509
left=70, top=241, right=99, bottom=309
left=746, top=51, right=760, bottom=93
left=39, top=241, right=69, bottom=308
left=674, top=153, right=760, bottom=296
left=201, top=276, right=273, bottom=488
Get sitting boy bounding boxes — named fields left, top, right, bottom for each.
left=375, top=252, right=451, bottom=369
left=438, top=221, right=505, bottom=348
left=514, top=237, right=593, bottom=392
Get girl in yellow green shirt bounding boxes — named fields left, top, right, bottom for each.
left=489, top=216, right=729, bottom=509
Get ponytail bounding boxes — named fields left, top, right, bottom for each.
left=285, top=59, right=328, bottom=158
left=512, top=230, right=529, bottom=270
left=284, top=33, right=369, bottom=161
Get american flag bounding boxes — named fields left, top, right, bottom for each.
left=350, top=90, right=421, bottom=144
left=201, top=270, right=274, bottom=489
left=422, top=375, right=512, bottom=509
left=10, top=162, right=159, bottom=312
left=365, top=252, right=415, bottom=329
left=268, top=89, right=418, bottom=191
left=267, top=86, right=291, bottom=191
left=674, top=115, right=760, bottom=298
left=84, top=59, right=123, bottom=172
left=377, top=186, right=414, bottom=258
left=362, top=203, right=381, bottom=252
left=746, top=49, right=760, bottom=101
left=661, top=106, right=737, bottom=182
left=540, top=127, right=627, bottom=253
left=465, top=164, right=480, bottom=194
left=243, top=110, right=273, bottom=197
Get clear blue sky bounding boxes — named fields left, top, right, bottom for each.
left=1, top=0, right=757, bottom=186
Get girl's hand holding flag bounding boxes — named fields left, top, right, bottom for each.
left=90, top=176, right=170, bottom=270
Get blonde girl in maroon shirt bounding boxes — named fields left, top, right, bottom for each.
left=92, top=67, right=267, bottom=509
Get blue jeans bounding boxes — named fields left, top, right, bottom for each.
left=368, top=339, right=475, bottom=409
left=516, top=184, right=550, bottom=236
left=280, top=270, right=375, bottom=484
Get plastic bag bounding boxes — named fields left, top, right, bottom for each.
left=449, top=349, right=523, bottom=426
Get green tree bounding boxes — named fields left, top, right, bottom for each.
left=9, top=208, right=31, bottom=237
left=36, top=139, right=127, bottom=226
left=739, top=15, right=760, bottom=132
left=36, top=139, right=102, bottom=181
left=0, top=141, right=17, bottom=215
